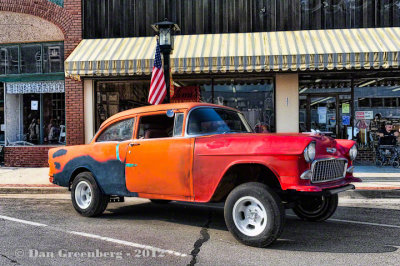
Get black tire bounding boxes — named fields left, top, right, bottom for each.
left=293, top=194, right=338, bottom=222
left=150, top=199, right=172, bottom=204
left=71, top=172, right=109, bottom=217
left=224, top=182, right=285, bottom=247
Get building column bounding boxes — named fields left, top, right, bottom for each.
left=84, top=79, right=95, bottom=144
left=64, top=0, right=84, bottom=146
left=275, top=74, right=299, bottom=133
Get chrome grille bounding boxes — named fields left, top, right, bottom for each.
left=311, top=159, right=347, bottom=183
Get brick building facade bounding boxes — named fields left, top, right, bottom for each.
left=0, top=0, right=83, bottom=167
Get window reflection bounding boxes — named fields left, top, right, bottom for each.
left=0, top=42, right=64, bottom=75
left=205, top=79, right=275, bottom=132
left=21, top=44, right=42, bottom=74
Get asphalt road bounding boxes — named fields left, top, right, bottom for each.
left=0, top=194, right=399, bottom=266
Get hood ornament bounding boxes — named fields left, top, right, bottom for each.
left=326, top=147, right=336, bottom=154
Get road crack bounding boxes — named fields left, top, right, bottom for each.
left=187, top=211, right=212, bottom=266
left=0, top=254, right=20, bottom=265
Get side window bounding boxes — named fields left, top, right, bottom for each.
left=138, top=114, right=174, bottom=139
left=173, top=113, right=184, bottom=137
left=96, top=118, right=135, bottom=142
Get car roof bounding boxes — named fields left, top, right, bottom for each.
left=100, top=102, right=238, bottom=129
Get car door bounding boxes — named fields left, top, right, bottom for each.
left=125, top=111, right=194, bottom=199
left=90, top=117, right=135, bottom=195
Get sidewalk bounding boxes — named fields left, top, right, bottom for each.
left=0, top=166, right=399, bottom=195
left=353, top=165, right=400, bottom=190
left=0, top=167, right=67, bottom=194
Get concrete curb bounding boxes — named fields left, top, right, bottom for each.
left=0, top=187, right=69, bottom=194
left=341, top=189, right=400, bottom=199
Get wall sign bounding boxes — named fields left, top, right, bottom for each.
left=6, top=80, right=65, bottom=94
left=318, top=107, right=327, bottom=124
left=31, top=100, right=38, bottom=111
left=355, top=111, right=373, bottom=120
left=171, top=86, right=200, bottom=103
left=342, top=115, right=350, bottom=126
left=342, top=103, right=350, bottom=113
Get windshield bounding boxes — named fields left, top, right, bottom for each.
left=187, top=108, right=252, bottom=135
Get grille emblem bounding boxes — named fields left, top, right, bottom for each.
left=326, top=147, right=336, bottom=153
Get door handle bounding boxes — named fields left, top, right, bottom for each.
left=129, top=143, right=140, bottom=147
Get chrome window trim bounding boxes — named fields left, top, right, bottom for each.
left=173, top=112, right=184, bottom=137
left=310, top=157, right=348, bottom=184
left=184, top=106, right=253, bottom=138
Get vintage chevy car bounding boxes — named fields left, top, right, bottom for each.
left=49, top=102, right=360, bottom=247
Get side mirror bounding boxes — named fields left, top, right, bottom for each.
left=166, top=109, right=175, bottom=118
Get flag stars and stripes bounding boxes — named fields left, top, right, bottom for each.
left=148, top=40, right=166, bottom=105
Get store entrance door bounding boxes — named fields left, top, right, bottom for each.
left=304, top=94, right=352, bottom=139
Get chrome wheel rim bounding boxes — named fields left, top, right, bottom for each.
left=232, top=196, right=267, bottom=237
left=75, top=181, right=92, bottom=209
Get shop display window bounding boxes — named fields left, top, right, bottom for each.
left=206, top=79, right=275, bottom=132
left=0, top=42, right=64, bottom=76
left=176, top=78, right=275, bottom=132
left=95, top=78, right=275, bottom=133
left=5, top=92, right=65, bottom=146
left=43, top=44, right=64, bottom=73
left=0, top=46, right=18, bottom=75
left=20, top=44, right=42, bottom=74
left=95, top=81, right=149, bottom=130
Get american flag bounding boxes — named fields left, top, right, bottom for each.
left=148, top=40, right=166, bottom=105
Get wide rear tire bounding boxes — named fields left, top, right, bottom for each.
left=71, top=172, right=109, bottom=217
left=293, top=194, right=338, bottom=222
left=224, top=182, right=285, bottom=247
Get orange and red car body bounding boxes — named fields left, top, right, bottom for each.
left=48, top=103, right=360, bottom=202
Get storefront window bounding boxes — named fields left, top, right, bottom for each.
left=206, top=79, right=275, bottom=132
left=43, top=43, right=64, bottom=73
left=355, top=85, right=400, bottom=149
left=95, top=77, right=275, bottom=133
left=173, top=78, right=275, bottom=132
left=95, top=80, right=149, bottom=129
left=0, top=42, right=64, bottom=76
left=5, top=81, right=65, bottom=146
left=21, top=44, right=42, bottom=74
left=0, top=46, right=19, bottom=75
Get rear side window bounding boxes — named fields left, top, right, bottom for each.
left=137, top=114, right=174, bottom=139
left=96, top=118, right=135, bottom=142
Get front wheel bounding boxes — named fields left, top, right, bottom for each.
left=292, top=194, right=338, bottom=222
left=224, top=182, right=285, bottom=247
left=71, top=172, right=109, bottom=217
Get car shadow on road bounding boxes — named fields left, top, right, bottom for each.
left=103, top=201, right=400, bottom=254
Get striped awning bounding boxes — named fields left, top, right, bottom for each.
left=65, top=27, right=400, bottom=79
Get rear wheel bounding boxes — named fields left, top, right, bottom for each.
left=71, top=172, right=109, bottom=217
left=292, top=194, right=338, bottom=222
left=224, top=182, right=285, bottom=247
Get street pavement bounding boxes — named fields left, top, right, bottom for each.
left=0, top=194, right=399, bottom=265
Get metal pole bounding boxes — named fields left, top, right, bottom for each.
left=211, top=78, right=214, bottom=103
left=351, top=77, right=355, bottom=140
left=162, top=51, right=171, bottom=103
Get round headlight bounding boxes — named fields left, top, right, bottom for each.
left=349, top=144, right=357, bottom=161
left=304, top=142, right=316, bottom=163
